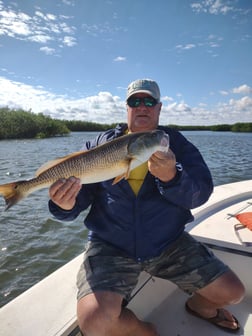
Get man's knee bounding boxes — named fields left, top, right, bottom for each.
left=198, top=270, right=245, bottom=305
left=77, top=292, right=122, bottom=334
left=218, top=270, right=245, bottom=304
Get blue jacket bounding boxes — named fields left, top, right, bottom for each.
left=49, top=124, right=213, bottom=261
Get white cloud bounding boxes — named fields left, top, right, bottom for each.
left=0, top=2, right=76, bottom=53
left=191, top=0, right=235, bottom=15
left=81, top=22, right=127, bottom=37
left=183, top=44, right=196, bottom=50
left=62, top=0, right=75, bottom=6
left=40, top=46, right=56, bottom=55
left=175, top=44, right=196, bottom=51
left=113, top=56, right=126, bottom=62
left=0, top=10, right=31, bottom=36
left=62, top=36, right=77, bottom=47
left=46, top=13, right=57, bottom=21
left=232, top=84, right=252, bottom=95
left=209, top=42, right=219, bottom=48
left=219, top=85, right=252, bottom=96
left=162, top=96, right=174, bottom=102
left=219, top=90, right=229, bottom=96
left=214, top=96, right=252, bottom=124
left=0, top=77, right=126, bottom=124
left=0, top=77, right=251, bottom=126
left=175, top=34, right=222, bottom=56
left=229, top=96, right=252, bottom=111
left=30, top=34, right=52, bottom=43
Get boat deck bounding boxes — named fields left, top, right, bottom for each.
left=0, top=180, right=252, bottom=335
left=128, top=246, right=252, bottom=336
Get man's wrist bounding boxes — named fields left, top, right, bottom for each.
left=155, top=162, right=183, bottom=192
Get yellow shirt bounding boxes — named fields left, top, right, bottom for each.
left=127, top=162, right=148, bottom=195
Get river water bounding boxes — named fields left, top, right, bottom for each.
left=0, top=131, right=252, bottom=307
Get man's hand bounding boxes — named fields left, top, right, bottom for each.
left=49, top=177, right=82, bottom=210
left=148, top=149, right=177, bottom=182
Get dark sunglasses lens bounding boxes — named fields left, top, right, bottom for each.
left=127, top=98, right=141, bottom=107
left=144, top=98, right=157, bottom=107
left=127, top=97, right=157, bottom=107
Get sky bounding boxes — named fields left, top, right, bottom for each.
left=0, top=0, right=251, bottom=126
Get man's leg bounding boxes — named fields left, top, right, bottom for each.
left=77, top=291, right=159, bottom=336
left=186, top=269, right=245, bottom=330
left=145, top=232, right=245, bottom=331
left=76, top=239, right=157, bottom=335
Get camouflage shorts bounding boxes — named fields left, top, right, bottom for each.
left=76, top=231, right=230, bottom=302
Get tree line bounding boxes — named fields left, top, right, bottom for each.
left=0, top=108, right=70, bottom=139
left=167, top=123, right=252, bottom=132
left=0, top=107, right=251, bottom=140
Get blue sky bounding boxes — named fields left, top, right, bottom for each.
left=0, top=0, right=251, bottom=125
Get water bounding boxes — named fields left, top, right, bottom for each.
left=0, top=131, right=252, bottom=307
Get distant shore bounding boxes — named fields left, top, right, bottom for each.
left=1, top=107, right=251, bottom=140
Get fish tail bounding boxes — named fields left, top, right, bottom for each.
left=0, top=182, right=25, bottom=211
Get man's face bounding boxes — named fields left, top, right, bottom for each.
left=126, top=93, right=162, bottom=132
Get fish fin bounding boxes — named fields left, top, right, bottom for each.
left=35, top=151, right=86, bottom=176
left=0, top=182, right=25, bottom=211
left=112, top=158, right=133, bottom=185
left=125, top=158, right=134, bottom=179
left=112, top=173, right=128, bottom=185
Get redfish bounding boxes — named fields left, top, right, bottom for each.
left=0, top=130, right=169, bottom=210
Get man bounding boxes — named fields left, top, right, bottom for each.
left=49, top=79, right=244, bottom=335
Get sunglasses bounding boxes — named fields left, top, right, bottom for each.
left=127, top=97, right=158, bottom=108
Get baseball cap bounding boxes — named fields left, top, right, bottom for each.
left=126, top=79, right=161, bottom=102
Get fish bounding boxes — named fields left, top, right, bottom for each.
left=0, top=130, right=169, bottom=210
